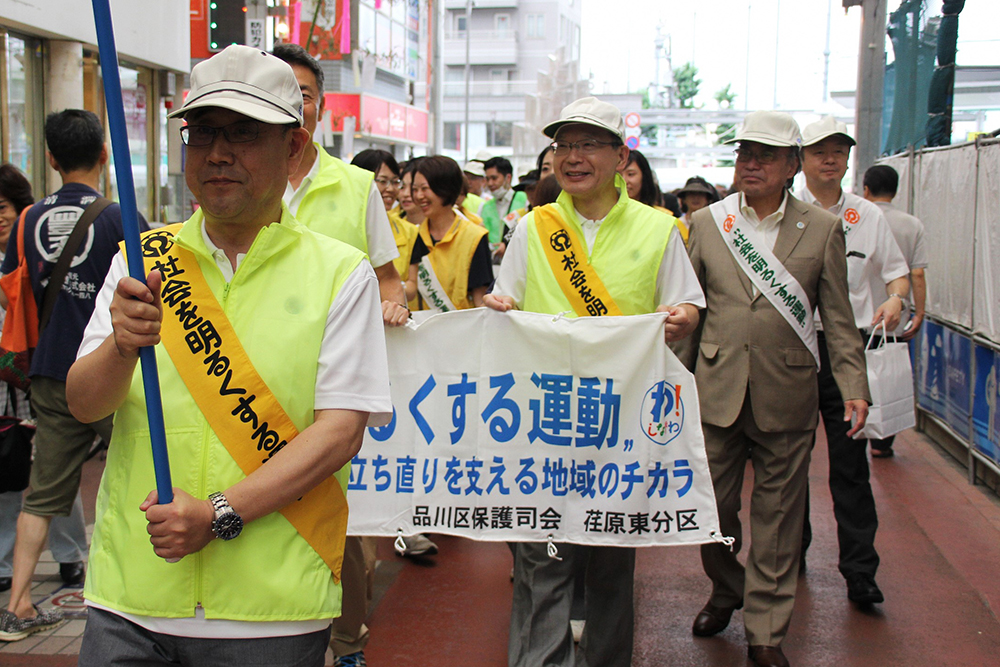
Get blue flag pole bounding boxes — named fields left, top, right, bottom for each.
left=91, top=0, right=173, bottom=504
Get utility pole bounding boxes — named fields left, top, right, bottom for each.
left=430, top=0, right=444, bottom=154
left=744, top=4, right=751, bottom=110
left=823, top=0, right=833, bottom=102
left=852, top=0, right=887, bottom=190
left=773, top=0, right=780, bottom=108
left=463, top=0, right=472, bottom=164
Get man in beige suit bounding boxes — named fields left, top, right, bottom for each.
left=682, top=111, right=870, bottom=667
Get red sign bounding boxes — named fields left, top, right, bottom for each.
left=321, top=93, right=428, bottom=146
left=406, top=107, right=428, bottom=144
left=190, top=0, right=211, bottom=60
left=323, top=93, right=361, bottom=132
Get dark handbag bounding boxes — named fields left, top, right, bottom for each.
left=0, top=387, right=35, bottom=493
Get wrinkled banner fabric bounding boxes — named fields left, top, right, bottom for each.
left=346, top=308, right=725, bottom=548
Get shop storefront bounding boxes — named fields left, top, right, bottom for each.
left=0, top=1, right=187, bottom=223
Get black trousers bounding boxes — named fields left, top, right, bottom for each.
left=802, top=332, right=880, bottom=580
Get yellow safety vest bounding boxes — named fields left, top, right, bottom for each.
left=85, top=209, right=364, bottom=621
left=294, top=144, right=372, bottom=254
left=414, top=213, right=487, bottom=311
left=523, top=175, right=675, bottom=316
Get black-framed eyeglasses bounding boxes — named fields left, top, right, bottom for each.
left=180, top=120, right=262, bottom=147
left=734, top=147, right=783, bottom=165
left=550, top=139, right=620, bottom=156
left=375, top=177, right=402, bottom=188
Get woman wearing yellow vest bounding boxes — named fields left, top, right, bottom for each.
left=405, top=156, right=493, bottom=311
left=621, top=149, right=689, bottom=244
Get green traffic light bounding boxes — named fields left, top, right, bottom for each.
left=211, top=42, right=218, bottom=48
left=210, top=2, right=217, bottom=8
left=211, top=22, right=217, bottom=28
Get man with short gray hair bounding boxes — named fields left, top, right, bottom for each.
left=684, top=111, right=869, bottom=667
left=488, top=96, right=704, bottom=667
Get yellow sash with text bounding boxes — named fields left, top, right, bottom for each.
left=533, top=205, right=622, bottom=317
left=131, top=226, right=348, bottom=579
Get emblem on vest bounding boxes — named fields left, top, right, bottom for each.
left=547, top=229, right=610, bottom=317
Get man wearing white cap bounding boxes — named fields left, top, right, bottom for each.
left=68, top=45, right=392, bottom=666
left=797, top=116, right=909, bottom=606
left=487, top=96, right=704, bottom=667
left=684, top=111, right=869, bottom=667
left=462, top=160, right=488, bottom=216
left=272, top=44, right=408, bottom=328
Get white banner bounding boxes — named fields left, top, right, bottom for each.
left=346, top=309, right=725, bottom=548
left=973, top=142, right=1000, bottom=345
left=915, top=145, right=977, bottom=329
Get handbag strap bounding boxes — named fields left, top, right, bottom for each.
left=14, top=206, right=29, bottom=261
left=39, top=196, right=112, bottom=335
left=4, top=383, right=17, bottom=418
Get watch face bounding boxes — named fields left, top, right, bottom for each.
left=213, top=512, right=244, bottom=541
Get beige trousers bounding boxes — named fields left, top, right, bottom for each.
left=699, top=392, right=813, bottom=647
left=330, top=535, right=378, bottom=656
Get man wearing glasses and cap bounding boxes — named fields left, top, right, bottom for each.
left=486, top=97, right=704, bottom=667
left=683, top=111, right=869, bottom=667
left=796, top=116, right=909, bottom=607
left=67, top=45, right=392, bottom=666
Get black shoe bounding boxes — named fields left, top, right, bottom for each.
left=748, top=645, right=790, bottom=667
left=59, top=562, right=85, bottom=586
left=846, top=573, right=883, bottom=605
left=0, top=576, right=10, bottom=592
left=692, top=599, right=743, bottom=637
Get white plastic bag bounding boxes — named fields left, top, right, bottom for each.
left=855, top=323, right=917, bottom=440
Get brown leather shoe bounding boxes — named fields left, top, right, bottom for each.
left=692, top=599, right=742, bottom=637
left=748, top=645, right=789, bottom=667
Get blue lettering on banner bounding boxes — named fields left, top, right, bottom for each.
left=481, top=373, right=521, bottom=441
left=448, top=373, right=477, bottom=444
left=409, top=375, right=437, bottom=444
left=351, top=455, right=695, bottom=501
left=528, top=373, right=574, bottom=446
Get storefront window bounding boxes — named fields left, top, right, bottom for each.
left=3, top=33, right=46, bottom=194
left=105, top=64, right=151, bottom=220
left=359, top=0, right=420, bottom=80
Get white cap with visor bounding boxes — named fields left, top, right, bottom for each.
left=169, top=44, right=304, bottom=126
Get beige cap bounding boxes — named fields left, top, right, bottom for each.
left=472, top=149, right=494, bottom=163
left=169, top=44, right=304, bottom=126
left=801, top=115, right=856, bottom=147
left=725, top=110, right=802, bottom=147
left=542, top=97, right=625, bottom=141
left=463, top=161, right=486, bottom=177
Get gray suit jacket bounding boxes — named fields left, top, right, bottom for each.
left=681, top=194, right=870, bottom=433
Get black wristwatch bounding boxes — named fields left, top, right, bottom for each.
left=208, top=492, right=244, bottom=541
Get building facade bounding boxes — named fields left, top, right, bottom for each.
left=440, top=0, right=582, bottom=164
left=0, top=0, right=189, bottom=223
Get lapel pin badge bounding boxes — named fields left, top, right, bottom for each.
left=796, top=221, right=805, bottom=229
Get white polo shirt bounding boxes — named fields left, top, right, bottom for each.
left=799, top=188, right=909, bottom=330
